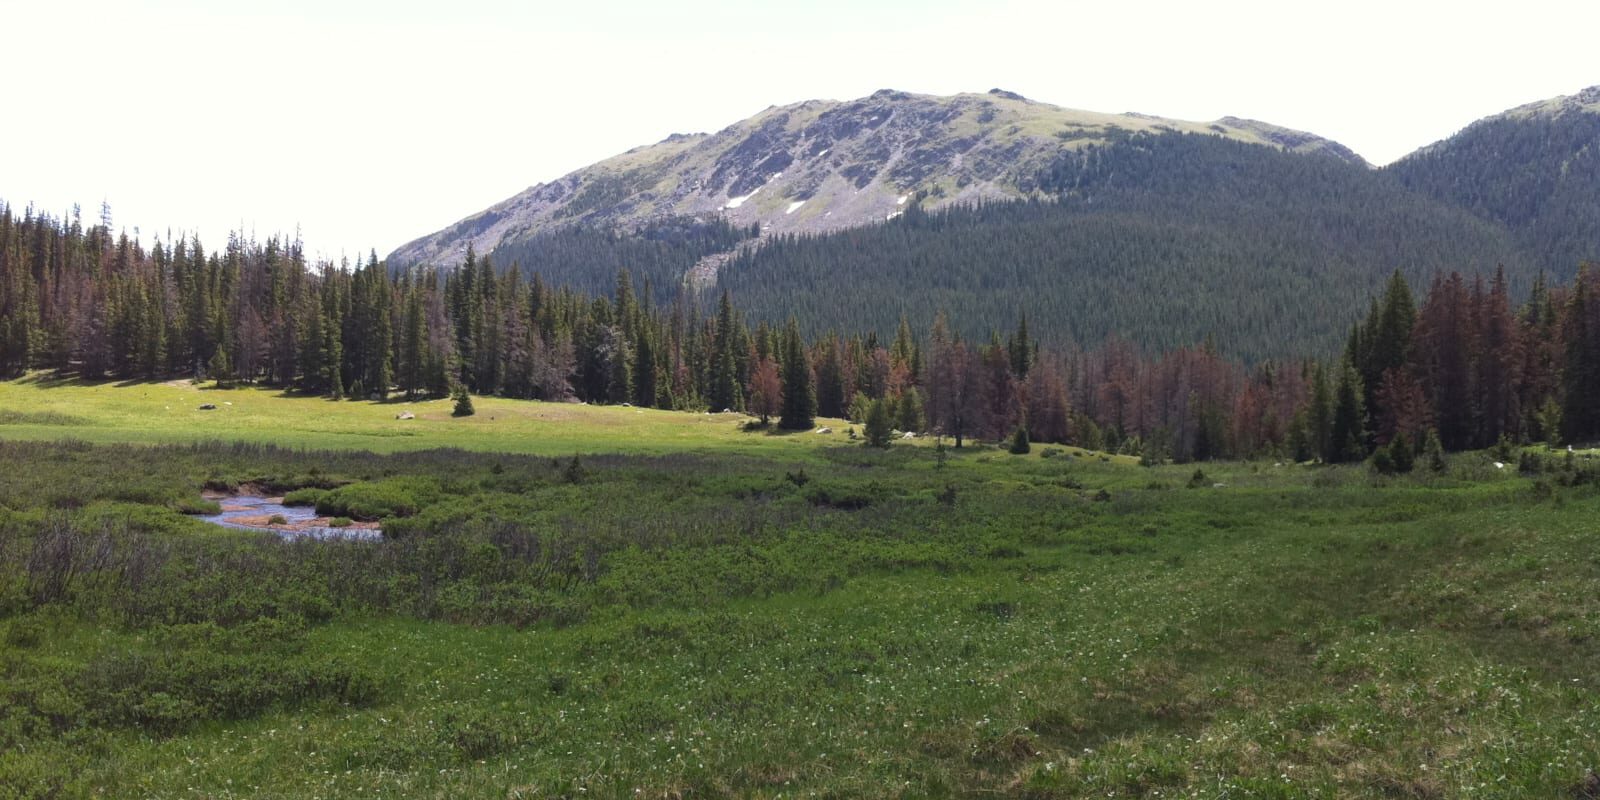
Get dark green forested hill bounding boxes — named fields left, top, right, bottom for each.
left=485, top=217, right=755, bottom=301
left=717, top=133, right=1530, bottom=361
left=1387, top=98, right=1600, bottom=278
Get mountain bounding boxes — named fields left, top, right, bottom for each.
left=387, top=86, right=1600, bottom=360
left=388, top=89, right=1363, bottom=269
left=721, top=132, right=1526, bottom=361
left=1388, top=85, right=1600, bottom=278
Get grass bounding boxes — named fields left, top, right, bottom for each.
left=3, top=380, right=1600, bottom=797
left=0, top=375, right=866, bottom=458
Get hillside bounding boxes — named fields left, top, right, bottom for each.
left=722, top=132, right=1527, bottom=360
left=388, top=89, right=1362, bottom=269
left=385, top=86, right=1600, bottom=359
left=1388, top=84, right=1600, bottom=277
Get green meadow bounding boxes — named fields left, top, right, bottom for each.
left=3, top=381, right=1600, bottom=798
left=0, top=377, right=873, bottom=457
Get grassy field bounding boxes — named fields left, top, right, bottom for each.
left=0, top=375, right=872, bottom=457
left=3, top=381, right=1600, bottom=798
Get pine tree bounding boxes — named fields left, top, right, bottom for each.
left=1307, top=363, right=1334, bottom=462
left=896, top=387, right=926, bottom=433
left=1007, top=312, right=1034, bottom=378
left=398, top=283, right=427, bottom=399
left=778, top=318, right=816, bottom=430
left=863, top=397, right=893, bottom=448
left=814, top=335, right=847, bottom=419
left=452, top=384, right=475, bottom=417
left=1329, top=360, right=1368, bottom=463
left=708, top=290, right=743, bottom=412
left=1561, top=266, right=1600, bottom=443
left=1008, top=425, right=1031, bottom=455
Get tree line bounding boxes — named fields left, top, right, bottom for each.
left=4, top=201, right=1599, bottom=458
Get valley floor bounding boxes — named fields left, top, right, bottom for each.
left=2, top=383, right=1598, bottom=798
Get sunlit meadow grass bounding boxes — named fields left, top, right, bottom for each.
left=2, top=381, right=1598, bottom=798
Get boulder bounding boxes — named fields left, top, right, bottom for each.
left=396, top=411, right=415, bottom=420
left=815, top=427, right=833, bottom=434
left=198, top=403, right=217, bottom=410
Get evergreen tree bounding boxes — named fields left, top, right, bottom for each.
left=1008, top=424, right=1031, bottom=454
left=1307, top=363, right=1334, bottom=462
left=814, top=335, right=847, bottom=419
left=863, top=397, right=893, bottom=448
left=778, top=318, right=816, bottom=430
left=452, top=384, right=475, bottom=417
left=398, top=283, right=427, bottom=399
left=1561, top=267, right=1600, bottom=443
left=1007, top=312, right=1034, bottom=378
left=708, top=290, right=743, bottom=412
left=896, top=387, right=926, bottom=433
left=1329, top=360, right=1368, bottom=463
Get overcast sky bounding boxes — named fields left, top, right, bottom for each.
left=4, top=0, right=1597, bottom=261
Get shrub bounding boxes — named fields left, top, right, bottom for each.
left=1008, top=426, right=1030, bottom=455
left=1423, top=429, right=1447, bottom=473
left=315, top=480, right=431, bottom=520
left=282, top=488, right=327, bottom=507
left=564, top=455, right=586, bottom=484
left=172, top=496, right=221, bottom=515
left=328, top=517, right=353, bottom=528
left=1388, top=433, right=1415, bottom=473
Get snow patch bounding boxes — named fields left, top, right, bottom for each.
left=897, top=195, right=908, bottom=205
left=724, top=187, right=760, bottom=209
left=886, top=211, right=903, bottom=221
left=786, top=200, right=805, bottom=215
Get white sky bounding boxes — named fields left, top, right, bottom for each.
left=3, top=0, right=1597, bottom=261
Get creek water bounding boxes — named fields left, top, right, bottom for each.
left=196, top=495, right=381, bottom=541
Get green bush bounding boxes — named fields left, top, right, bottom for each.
left=282, top=488, right=328, bottom=507
left=171, top=496, right=222, bottom=515
left=315, top=479, right=434, bottom=520
left=1008, top=425, right=1030, bottom=455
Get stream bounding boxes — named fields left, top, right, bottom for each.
left=196, top=495, right=382, bottom=541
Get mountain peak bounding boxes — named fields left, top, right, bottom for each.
left=389, top=90, right=1362, bottom=269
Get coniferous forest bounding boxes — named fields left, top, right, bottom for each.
left=5, top=200, right=1600, bottom=461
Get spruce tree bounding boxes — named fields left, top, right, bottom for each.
left=1307, top=364, right=1334, bottom=462
left=399, top=284, right=427, bottom=399
left=778, top=318, right=816, bottom=430
left=452, top=384, right=475, bottom=417
left=863, top=397, right=893, bottom=448
left=1008, top=424, right=1031, bottom=455
left=1329, top=360, right=1368, bottom=463
left=1561, top=267, right=1600, bottom=443
left=708, top=291, right=743, bottom=412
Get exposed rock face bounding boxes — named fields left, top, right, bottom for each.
left=390, top=89, right=1363, bottom=268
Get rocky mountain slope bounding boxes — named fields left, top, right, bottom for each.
left=389, top=89, right=1363, bottom=269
